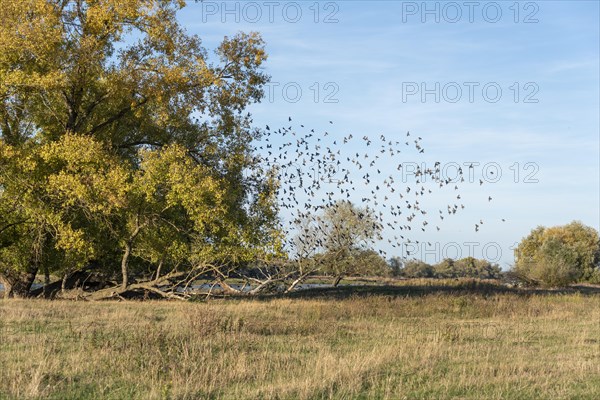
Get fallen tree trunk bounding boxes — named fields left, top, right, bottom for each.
left=284, top=269, right=318, bottom=293
left=83, top=270, right=191, bottom=301
left=30, top=269, right=97, bottom=299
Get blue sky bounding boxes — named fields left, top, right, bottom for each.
left=181, top=1, right=600, bottom=267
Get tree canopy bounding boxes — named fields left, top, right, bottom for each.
left=0, top=0, right=281, bottom=298
left=293, top=200, right=385, bottom=285
left=513, top=221, right=600, bottom=287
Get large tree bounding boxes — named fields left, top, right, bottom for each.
left=514, top=221, right=600, bottom=287
left=0, top=0, right=281, bottom=298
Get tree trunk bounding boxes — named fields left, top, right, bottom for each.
left=285, top=275, right=305, bottom=293
left=0, top=267, right=38, bottom=299
left=332, top=275, right=343, bottom=287
left=61, top=273, right=69, bottom=293
left=43, top=266, right=50, bottom=297
left=121, top=219, right=144, bottom=290
left=30, top=268, right=94, bottom=298
left=121, top=241, right=132, bottom=290
left=285, top=270, right=314, bottom=293
left=154, top=259, right=163, bottom=281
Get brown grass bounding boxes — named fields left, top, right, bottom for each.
left=0, top=284, right=599, bottom=399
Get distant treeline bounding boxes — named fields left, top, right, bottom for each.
left=388, top=257, right=502, bottom=279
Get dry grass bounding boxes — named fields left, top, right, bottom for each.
left=1, top=283, right=599, bottom=399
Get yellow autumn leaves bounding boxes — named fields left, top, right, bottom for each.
left=1, top=1, right=278, bottom=294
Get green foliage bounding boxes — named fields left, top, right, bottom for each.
left=0, top=1, right=280, bottom=296
left=397, top=257, right=501, bottom=279
left=514, top=221, right=600, bottom=287
left=320, top=200, right=382, bottom=254
left=433, top=258, right=456, bottom=278
left=403, top=260, right=436, bottom=278
left=388, top=256, right=403, bottom=277
left=295, top=201, right=384, bottom=279
left=318, top=249, right=389, bottom=279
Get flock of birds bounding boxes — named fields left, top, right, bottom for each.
left=250, top=118, right=499, bottom=258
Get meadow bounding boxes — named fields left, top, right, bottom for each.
left=0, top=280, right=599, bottom=399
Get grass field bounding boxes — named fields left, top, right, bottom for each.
left=1, top=281, right=599, bottom=399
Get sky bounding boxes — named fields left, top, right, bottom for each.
left=179, top=0, right=600, bottom=268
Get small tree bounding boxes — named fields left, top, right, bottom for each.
left=514, top=221, right=600, bottom=287
left=298, top=201, right=382, bottom=286
left=323, top=201, right=382, bottom=285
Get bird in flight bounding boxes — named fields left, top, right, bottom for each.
left=251, top=118, right=499, bottom=257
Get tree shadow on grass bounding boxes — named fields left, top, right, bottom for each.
left=254, top=281, right=600, bottom=301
